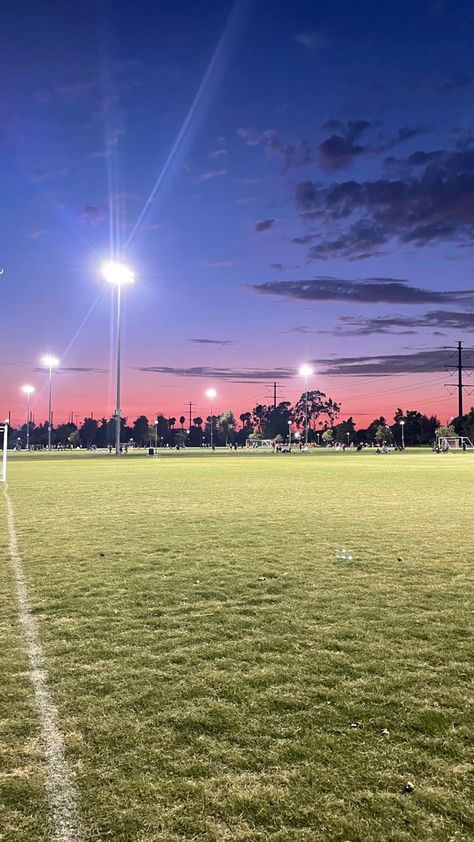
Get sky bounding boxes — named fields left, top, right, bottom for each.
left=2, top=0, right=474, bottom=428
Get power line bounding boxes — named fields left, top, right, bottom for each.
left=444, top=341, right=474, bottom=417
left=263, top=381, right=286, bottom=410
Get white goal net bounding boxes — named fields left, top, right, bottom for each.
left=0, top=422, right=8, bottom=482
left=246, top=439, right=274, bottom=449
left=437, top=436, right=473, bottom=451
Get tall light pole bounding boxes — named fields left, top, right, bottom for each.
left=298, top=364, right=313, bottom=447
left=399, top=419, right=405, bottom=450
left=41, top=356, right=59, bottom=450
left=206, top=388, right=216, bottom=449
left=21, top=385, right=35, bottom=450
left=154, top=416, right=159, bottom=451
left=288, top=418, right=292, bottom=446
left=102, top=261, right=135, bottom=456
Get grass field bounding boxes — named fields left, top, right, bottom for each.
left=1, top=449, right=473, bottom=841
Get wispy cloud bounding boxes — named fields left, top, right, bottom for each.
left=188, top=338, right=235, bottom=346
left=194, top=169, right=226, bottom=183
left=134, top=365, right=294, bottom=383
left=256, top=218, right=276, bottom=233
left=141, top=222, right=161, bottom=231
left=250, top=277, right=474, bottom=305
left=294, top=30, right=324, bottom=50
left=77, top=204, right=106, bottom=226
left=316, top=349, right=452, bottom=376
left=441, top=71, right=470, bottom=91
left=26, top=229, right=48, bottom=240
left=31, top=167, right=68, bottom=182
left=329, top=310, right=474, bottom=335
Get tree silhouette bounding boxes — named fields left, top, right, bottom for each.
left=294, top=390, right=340, bottom=439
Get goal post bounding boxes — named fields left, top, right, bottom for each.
left=437, top=436, right=473, bottom=451
left=0, top=421, right=8, bottom=482
left=245, top=438, right=274, bottom=449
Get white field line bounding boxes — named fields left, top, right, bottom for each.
left=3, top=484, right=82, bottom=842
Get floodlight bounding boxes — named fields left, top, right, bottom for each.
left=22, top=385, right=35, bottom=395
left=206, top=388, right=217, bottom=398
left=102, top=261, right=135, bottom=286
left=42, top=355, right=59, bottom=368
left=399, top=420, right=405, bottom=426
left=299, top=364, right=313, bottom=377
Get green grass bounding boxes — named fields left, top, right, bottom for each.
left=1, top=449, right=473, bottom=841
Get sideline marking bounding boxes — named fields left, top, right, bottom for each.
left=3, top=484, right=83, bottom=842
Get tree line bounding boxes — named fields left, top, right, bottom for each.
left=7, top=388, right=474, bottom=449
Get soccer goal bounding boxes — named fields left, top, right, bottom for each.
left=0, top=421, right=8, bottom=482
left=437, top=436, right=473, bottom=451
left=246, top=438, right=274, bottom=449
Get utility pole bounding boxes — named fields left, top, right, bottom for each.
left=444, top=341, right=474, bottom=418
left=188, top=401, right=194, bottom=429
left=265, top=382, right=285, bottom=409
left=457, top=341, right=463, bottom=418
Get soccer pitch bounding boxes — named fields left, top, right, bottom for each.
left=1, top=450, right=473, bottom=842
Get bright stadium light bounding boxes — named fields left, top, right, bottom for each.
left=206, top=388, right=217, bottom=449
left=42, top=354, right=59, bottom=368
left=41, top=355, right=59, bottom=450
left=21, top=385, right=35, bottom=451
left=399, top=418, right=405, bottom=450
left=102, top=262, right=135, bottom=455
left=298, top=364, right=313, bottom=447
left=102, top=261, right=135, bottom=286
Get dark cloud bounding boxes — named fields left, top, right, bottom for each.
left=264, top=133, right=313, bottom=169
left=77, top=204, right=106, bottom=226
left=188, top=338, right=235, bottom=346
left=292, top=234, right=316, bottom=245
left=295, top=144, right=474, bottom=256
left=318, top=120, right=371, bottom=170
left=250, top=277, right=474, bottom=305
left=287, top=325, right=315, bottom=334
left=270, top=263, right=285, bottom=270
left=390, top=126, right=423, bottom=145
left=316, top=349, right=450, bottom=376
left=331, top=310, right=474, bottom=335
left=134, top=365, right=294, bottom=383
left=307, top=221, right=387, bottom=259
left=256, top=218, right=276, bottom=232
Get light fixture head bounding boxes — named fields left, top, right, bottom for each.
left=206, top=388, right=217, bottom=399
left=41, top=355, right=59, bottom=368
left=102, top=261, right=135, bottom=286
left=299, top=364, right=313, bottom=377
left=22, top=385, right=35, bottom=395
left=399, top=419, right=405, bottom=426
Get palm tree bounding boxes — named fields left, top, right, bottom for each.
left=193, top=416, right=203, bottom=427
left=179, top=415, right=186, bottom=430
left=169, top=416, right=176, bottom=429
